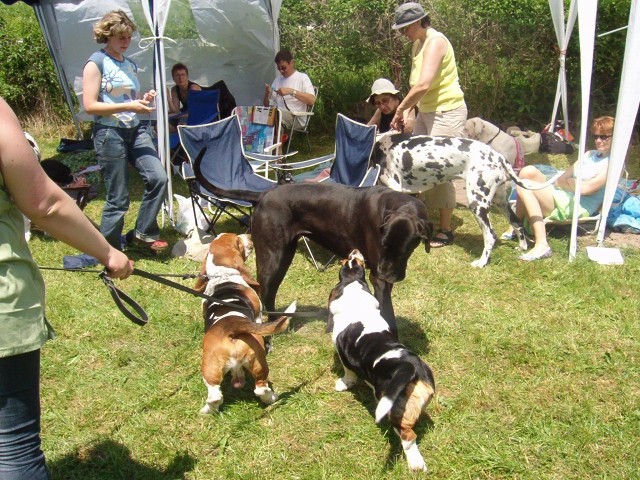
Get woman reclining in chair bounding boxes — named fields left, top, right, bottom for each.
left=505, top=115, right=614, bottom=261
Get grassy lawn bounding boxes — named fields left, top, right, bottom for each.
left=27, top=129, right=640, bottom=479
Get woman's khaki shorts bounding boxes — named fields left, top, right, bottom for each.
left=413, top=104, right=467, bottom=209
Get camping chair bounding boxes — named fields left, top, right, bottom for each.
left=272, top=113, right=380, bottom=270
left=177, top=115, right=277, bottom=233
left=233, top=105, right=296, bottom=179
left=284, top=86, right=319, bottom=154
left=169, top=89, right=220, bottom=168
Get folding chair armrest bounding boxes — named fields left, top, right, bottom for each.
left=358, top=165, right=381, bottom=187
left=270, top=153, right=334, bottom=172
left=290, top=111, right=314, bottom=118
left=262, top=142, right=282, bottom=154
left=245, top=151, right=298, bottom=163
left=181, top=161, right=195, bottom=180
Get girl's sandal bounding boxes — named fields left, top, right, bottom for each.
left=126, top=231, right=169, bottom=253
left=430, top=229, right=454, bottom=248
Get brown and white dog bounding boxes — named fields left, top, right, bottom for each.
left=194, top=233, right=295, bottom=414
left=327, top=249, right=436, bottom=472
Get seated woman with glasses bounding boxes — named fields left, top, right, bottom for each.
left=505, top=115, right=614, bottom=262
left=366, top=78, right=415, bottom=134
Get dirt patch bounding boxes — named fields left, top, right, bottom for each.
left=601, top=231, right=640, bottom=249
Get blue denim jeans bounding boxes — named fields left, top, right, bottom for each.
left=0, top=350, right=50, bottom=479
left=93, top=123, right=168, bottom=248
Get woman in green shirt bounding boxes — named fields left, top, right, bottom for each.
left=0, top=96, right=132, bottom=479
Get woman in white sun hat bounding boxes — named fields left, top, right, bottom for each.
left=366, top=78, right=414, bottom=134
left=390, top=2, right=467, bottom=248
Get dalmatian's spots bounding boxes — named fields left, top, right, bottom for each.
left=372, top=133, right=530, bottom=267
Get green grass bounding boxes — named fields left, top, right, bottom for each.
left=27, top=130, right=640, bottom=479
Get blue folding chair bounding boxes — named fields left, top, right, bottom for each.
left=273, top=113, right=379, bottom=187
left=177, top=114, right=277, bottom=233
left=170, top=89, right=220, bottom=166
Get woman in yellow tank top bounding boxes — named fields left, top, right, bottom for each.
left=391, top=2, right=468, bottom=248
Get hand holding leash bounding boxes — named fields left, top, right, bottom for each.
left=101, top=248, right=134, bottom=280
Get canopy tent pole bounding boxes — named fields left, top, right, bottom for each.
left=548, top=0, right=577, bottom=140
left=596, top=0, right=640, bottom=245
left=141, top=0, right=174, bottom=224
left=568, top=0, right=597, bottom=261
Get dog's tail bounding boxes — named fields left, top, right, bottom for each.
left=223, top=300, right=297, bottom=337
left=374, top=358, right=435, bottom=423
left=499, top=154, right=563, bottom=191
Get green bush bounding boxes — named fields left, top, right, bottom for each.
left=1, top=0, right=633, bottom=132
left=0, top=3, right=66, bottom=117
left=280, top=0, right=632, bottom=131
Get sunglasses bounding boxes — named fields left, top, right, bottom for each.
left=374, top=97, right=392, bottom=108
left=594, top=134, right=612, bottom=140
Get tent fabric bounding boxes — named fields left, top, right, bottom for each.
left=597, top=0, right=640, bottom=245
left=567, top=0, right=597, bottom=261
left=30, top=0, right=280, bottom=120
left=547, top=0, right=639, bottom=259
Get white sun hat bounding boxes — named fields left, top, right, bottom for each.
left=366, top=78, right=400, bottom=104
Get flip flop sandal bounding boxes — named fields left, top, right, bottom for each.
left=430, top=229, right=454, bottom=248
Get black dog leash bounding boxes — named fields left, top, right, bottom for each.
left=487, top=127, right=502, bottom=145
left=130, top=268, right=324, bottom=319
left=40, top=266, right=324, bottom=325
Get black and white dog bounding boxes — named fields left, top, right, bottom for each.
left=327, top=249, right=436, bottom=472
left=373, top=133, right=559, bottom=267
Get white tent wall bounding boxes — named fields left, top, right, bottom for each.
left=31, top=0, right=281, bottom=221
left=548, top=0, right=577, bottom=140
left=34, top=0, right=281, bottom=119
left=568, top=0, right=597, bottom=261
left=548, top=0, right=638, bottom=260
left=596, top=0, right=640, bottom=245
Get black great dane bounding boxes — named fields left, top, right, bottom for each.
left=191, top=174, right=432, bottom=337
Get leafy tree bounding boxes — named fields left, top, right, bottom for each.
left=0, top=3, right=66, bottom=117
left=0, top=0, right=633, bottom=132
left=280, top=0, right=632, bottom=131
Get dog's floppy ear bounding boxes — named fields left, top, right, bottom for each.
left=419, top=219, right=434, bottom=253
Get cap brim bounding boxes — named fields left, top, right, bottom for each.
left=391, top=13, right=428, bottom=30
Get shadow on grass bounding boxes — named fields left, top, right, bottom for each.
left=49, top=439, right=196, bottom=479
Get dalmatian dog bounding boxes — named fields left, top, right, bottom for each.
left=372, top=132, right=559, bottom=268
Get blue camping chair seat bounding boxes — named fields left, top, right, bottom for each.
left=272, top=113, right=379, bottom=187
left=177, top=114, right=277, bottom=233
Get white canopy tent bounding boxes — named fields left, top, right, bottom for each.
left=27, top=0, right=281, bottom=218
left=548, top=0, right=639, bottom=261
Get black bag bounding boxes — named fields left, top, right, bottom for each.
left=41, top=159, right=74, bottom=185
left=539, top=131, right=574, bottom=154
